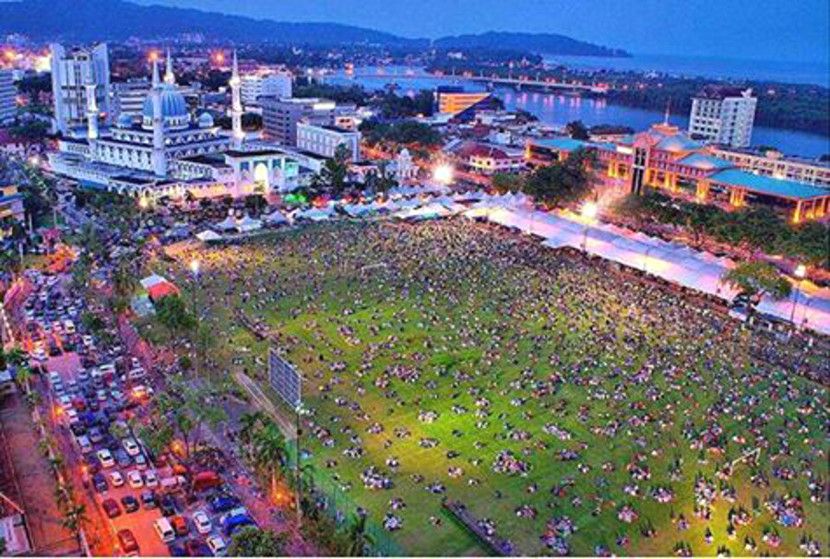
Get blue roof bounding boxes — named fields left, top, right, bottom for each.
left=655, top=134, right=702, bottom=152
left=678, top=153, right=734, bottom=171
left=531, top=137, right=593, bottom=151
left=710, top=169, right=829, bottom=200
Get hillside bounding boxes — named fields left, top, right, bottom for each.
left=434, top=31, right=629, bottom=57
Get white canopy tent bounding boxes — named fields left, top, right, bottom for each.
left=474, top=206, right=830, bottom=335
left=216, top=215, right=238, bottom=231
left=263, top=209, right=289, bottom=225
left=236, top=215, right=262, bottom=233
left=195, top=230, right=222, bottom=242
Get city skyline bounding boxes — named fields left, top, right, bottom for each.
left=136, top=0, right=830, bottom=64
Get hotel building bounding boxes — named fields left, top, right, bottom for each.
left=688, top=85, right=756, bottom=148
left=49, top=43, right=111, bottom=134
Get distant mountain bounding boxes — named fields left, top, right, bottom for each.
left=0, top=0, right=424, bottom=46
left=0, top=0, right=626, bottom=57
left=434, top=32, right=629, bottom=57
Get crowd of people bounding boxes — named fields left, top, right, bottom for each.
left=155, top=217, right=827, bottom=556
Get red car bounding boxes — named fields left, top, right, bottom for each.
left=102, top=498, right=121, bottom=518
left=117, top=529, right=139, bottom=556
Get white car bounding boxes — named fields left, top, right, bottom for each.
left=193, top=510, right=212, bottom=535
left=127, top=470, right=144, bottom=489
left=109, top=471, right=125, bottom=487
left=97, top=449, right=115, bottom=469
left=144, top=470, right=158, bottom=488
left=122, top=438, right=141, bottom=457
left=207, top=535, right=226, bottom=556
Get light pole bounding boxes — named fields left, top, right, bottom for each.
left=294, top=402, right=306, bottom=526
left=189, top=258, right=201, bottom=376
left=581, top=201, right=598, bottom=253
left=789, top=264, right=806, bottom=327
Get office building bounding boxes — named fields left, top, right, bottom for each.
left=435, top=86, right=498, bottom=120
left=688, top=85, right=756, bottom=148
left=296, top=123, right=361, bottom=161
left=49, top=42, right=111, bottom=134
left=0, top=70, right=16, bottom=124
left=112, top=78, right=151, bottom=121
left=526, top=121, right=829, bottom=224
left=708, top=147, right=830, bottom=189
left=0, top=184, right=25, bottom=239
left=260, top=97, right=335, bottom=146
left=241, top=73, right=292, bottom=106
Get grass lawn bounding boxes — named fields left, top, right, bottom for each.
left=151, top=220, right=828, bottom=556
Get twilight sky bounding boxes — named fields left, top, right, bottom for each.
left=137, top=0, right=829, bottom=63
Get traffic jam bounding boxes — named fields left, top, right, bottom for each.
left=17, top=266, right=258, bottom=557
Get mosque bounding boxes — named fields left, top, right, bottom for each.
left=49, top=50, right=300, bottom=200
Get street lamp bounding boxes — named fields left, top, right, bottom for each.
left=432, top=163, right=454, bottom=186
left=581, top=201, right=598, bottom=252
left=789, top=264, right=806, bottom=326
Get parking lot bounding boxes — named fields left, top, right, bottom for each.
left=17, top=267, right=262, bottom=557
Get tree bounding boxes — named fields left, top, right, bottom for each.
left=252, top=421, right=288, bottom=497
left=228, top=526, right=287, bottom=556
left=14, top=364, right=33, bottom=395
left=523, top=149, right=595, bottom=207
left=155, top=295, right=197, bottom=335
left=320, top=144, right=352, bottom=196
left=343, top=513, right=375, bottom=556
left=61, top=503, right=89, bottom=543
left=491, top=173, right=525, bottom=194
left=565, top=120, right=590, bottom=141
left=9, top=120, right=50, bottom=154
left=722, top=261, right=792, bottom=312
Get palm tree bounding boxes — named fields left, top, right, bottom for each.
left=238, top=411, right=266, bottom=461
left=343, top=513, right=375, bottom=556
left=252, top=422, right=288, bottom=496
left=15, top=364, right=33, bottom=395
left=61, top=503, right=89, bottom=544
left=53, top=485, right=71, bottom=511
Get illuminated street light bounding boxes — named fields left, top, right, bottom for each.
left=581, top=201, right=598, bottom=220
left=138, top=196, right=149, bottom=210
left=433, top=163, right=454, bottom=185
left=189, top=259, right=200, bottom=276
left=789, top=264, right=807, bottom=327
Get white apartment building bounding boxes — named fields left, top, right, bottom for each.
left=688, top=86, right=756, bottom=148
left=296, top=123, right=360, bottom=162
left=0, top=70, right=16, bottom=124
left=50, top=42, right=111, bottom=135
left=241, top=73, right=292, bottom=106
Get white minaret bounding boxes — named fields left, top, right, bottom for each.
left=150, top=59, right=167, bottom=177
left=85, top=81, right=99, bottom=141
left=164, top=48, right=175, bottom=85
left=230, top=50, right=244, bottom=149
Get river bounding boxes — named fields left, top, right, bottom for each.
left=322, top=66, right=830, bottom=158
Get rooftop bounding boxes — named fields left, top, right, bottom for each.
left=710, top=169, right=829, bottom=200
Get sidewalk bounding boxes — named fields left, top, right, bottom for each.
left=0, top=392, right=80, bottom=556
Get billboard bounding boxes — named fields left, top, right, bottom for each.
left=268, top=348, right=302, bottom=409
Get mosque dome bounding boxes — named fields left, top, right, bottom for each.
left=116, top=112, right=134, bottom=128
left=141, top=84, right=190, bottom=130
left=197, top=112, right=214, bottom=128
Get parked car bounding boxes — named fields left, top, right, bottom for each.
left=141, top=490, right=157, bottom=509
left=121, top=495, right=140, bottom=513
left=206, top=535, right=227, bottom=556
left=171, top=515, right=189, bottom=537
left=96, top=449, right=115, bottom=469
left=127, top=470, right=144, bottom=489
left=92, top=473, right=108, bottom=493
left=192, top=510, right=212, bottom=535
left=160, top=494, right=177, bottom=517
left=117, top=528, right=140, bottom=556
left=102, top=498, right=121, bottom=518
left=192, top=471, right=223, bottom=492
left=184, top=539, right=211, bottom=557
left=109, top=470, right=125, bottom=487
left=209, top=495, right=239, bottom=513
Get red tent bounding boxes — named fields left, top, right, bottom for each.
left=147, top=281, right=179, bottom=301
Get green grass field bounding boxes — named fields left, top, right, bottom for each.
left=158, top=220, right=828, bottom=556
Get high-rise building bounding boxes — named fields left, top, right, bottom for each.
left=688, top=86, right=756, bottom=148
left=296, top=123, right=361, bottom=161
left=260, top=97, right=335, bottom=146
left=241, top=73, right=292, bottom=106
left=112, top=78, right=151, bottom=120
left=0, top=70, right=16, bottom=124
left=435, top=86, right=498, bottom=120
left=50, top=43, right=111, bottom=135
